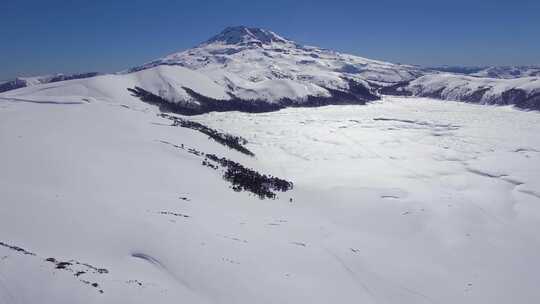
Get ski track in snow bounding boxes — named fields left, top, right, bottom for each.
left=0, top=96, right=540, bottom=303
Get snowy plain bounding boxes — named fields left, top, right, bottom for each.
left=1, top=93, right=540, bottom=303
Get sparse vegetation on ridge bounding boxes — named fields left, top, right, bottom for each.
left=159, top=140, right=293, bottom=199
left=158, top=113, right=254, bottom=156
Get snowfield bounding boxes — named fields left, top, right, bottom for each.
left=1, top=94, right=540, bottom=304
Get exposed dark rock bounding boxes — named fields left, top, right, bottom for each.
left=2, top=241, right=107, bottom=294
left=159, top=211, right=190, bottom=218
left=45, top=257, right=108, bottom=293
left=45, top=257, right=108, bottom=275
left=126, top=279, right=144, bottom=287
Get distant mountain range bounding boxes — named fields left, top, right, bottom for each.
left=429, top=65, right=540, bottom=79
left=1, top=26, right=539, bottom=111
left=0, top=73, right=100, bottom=93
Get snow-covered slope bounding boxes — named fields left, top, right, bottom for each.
left=427, top=65, right=540, bottom=79
left=381, top=74, right=540, bottom=110
left=0, top=65, right=229, bottom=106
left=1, top=95, right=540, bottom=303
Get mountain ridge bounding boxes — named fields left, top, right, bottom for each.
left=200, top=26, right=295, bottom=47
left=1, top=26, right=539, bottom=111
left=0, top=72, right=100, bottom=93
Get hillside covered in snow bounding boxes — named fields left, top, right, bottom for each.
left=381, top=74, right=540, bottom=110
left=429, top=65, right=540, bottom=79
left=1, top=26, right=539, bottom=112
left=1, top=93, right=540, bottom=303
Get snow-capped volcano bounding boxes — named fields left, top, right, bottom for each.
left=118, top=25, right=423, bottom=113
left=133, top=25, right=421, bottom=86
left=201, top=26, right=295, bottom=46
left=1, top=26, right=539, bottom=112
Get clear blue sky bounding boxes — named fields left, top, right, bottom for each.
left=1, top=0, right=539, bottom=79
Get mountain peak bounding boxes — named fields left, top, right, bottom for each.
left=201, top=26, right=292, bottom=46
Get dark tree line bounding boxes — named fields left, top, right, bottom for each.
left=127, top=78, right=379, bottom=117
left=376, top=81, right=413, bottom=96
left=0, top=240, right=36, bottom=256
left=159, top=113, right=254, bottom=156
left=159, top=140, right=293, bottom=199
left=0, top=79, right=26, bottom=93
left=205, top=154, right=293, bottom=199
left=48, top=72, right=100, bottom=83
